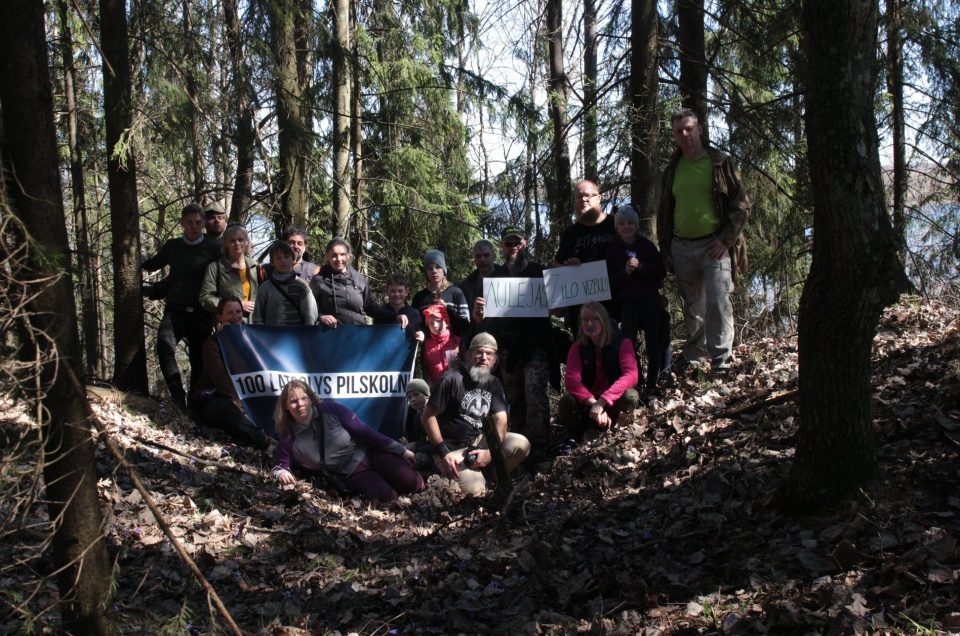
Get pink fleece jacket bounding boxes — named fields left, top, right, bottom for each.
left=564, top=338, right=638, bottom=406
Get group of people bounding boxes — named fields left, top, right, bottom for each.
left=141, top=108, right=750, bottom=503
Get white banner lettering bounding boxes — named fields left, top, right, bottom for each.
left=232, top=371, right=411, bottom=399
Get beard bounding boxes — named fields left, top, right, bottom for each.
left=579, top=205, right=601, bottom=223
left=468, top=365, right=493, bottom=383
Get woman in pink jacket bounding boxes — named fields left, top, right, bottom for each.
left=558, top=301, right=640, bottom=439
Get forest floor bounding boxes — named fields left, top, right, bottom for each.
left=1, top=298, right=959, bottom=635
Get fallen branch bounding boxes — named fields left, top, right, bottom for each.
left=718, top=388, right=799, bottom=418
left=66, top=368, right=243, bottom=636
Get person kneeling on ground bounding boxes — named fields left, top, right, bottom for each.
left=420, top=332, right=530, bottom=496
left=558, top=301, right=640, bottom=441
left=271, top=379, right=424, bottom=503
left=188, top=297, right=274, bottom=449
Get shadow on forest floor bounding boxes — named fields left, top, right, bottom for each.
left=1, top=299, right=958, bottom=634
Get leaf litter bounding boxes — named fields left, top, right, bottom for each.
left=0, top=298, right=957, bottom=634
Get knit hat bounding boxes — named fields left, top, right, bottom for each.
left=423, top=249, right=447, bottom=273
left=203, top=200, right=226, bottom=216
left=422, top=303, right=450, bottom=324
left=500, top=225, right=524, bottom=240
left=405, top=378, right=431, bottom=397
left=614, top=204, right=640, bottom=226
left=469, top=331, right=498, bottom=351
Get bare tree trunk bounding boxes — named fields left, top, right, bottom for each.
left=183, top=0, right=205, bottom=197
left=265, top=0, right=310, bottom=229
left=101, top=0, right=148, bottom=392
left=630, top=0, right=659, bottom=238
left=224, top=0, right=254, bottom=220
left=786, top=0, right=910, bottom=511
left=583, top=0, right=598, bottom=181
left=332, top=0, right=353, bottom=238
left=56, top=0, right=102, bottom=378
left=351, top=21, right=368, bottom=273
left=0, top=1, right=113, bottom=632
left=546, top=0, right=572, bottom=237
left=677, top=0, right=708, bottom=138
left=886, top=0, right=907, bottom=258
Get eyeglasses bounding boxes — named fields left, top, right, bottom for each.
left=578, top=192, right=600, bottom=200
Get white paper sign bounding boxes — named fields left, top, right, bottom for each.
left=542, top=260, right=611, bottom=309
left=482, top=277, right=549, bottom=318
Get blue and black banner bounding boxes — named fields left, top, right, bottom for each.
left=217, top=324, right=417, bottom=438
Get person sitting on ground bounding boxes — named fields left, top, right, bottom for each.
left=410, top=249, right=470, bottom=337
left=558, top=302, right=640, bottom=440
left=199, top=223, right=261, bottom=320
left=142, top=202, right=220, bottom=411
left=271, top=379, right=425, bottom=503
left=420, top=332, right=530, bottom=496
left=309, top=238, right=379, bottom=327
left=606, top=204, right=668, bottom=394
left=404, top=378, right=430, bottom=444
left=420, top=303, right=461, bottom=385
left=188, top=297, right=274, bottom=449
left=371, top=272, right=422, bottom=339
left=253, top=241, right=319, bottom=326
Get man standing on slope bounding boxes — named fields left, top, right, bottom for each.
left=657, top=108, right=750, bottom=375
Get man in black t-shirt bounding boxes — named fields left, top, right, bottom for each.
left=553, top=180, right=616, bottom=334
left=422, top=332, right=530, bottom=495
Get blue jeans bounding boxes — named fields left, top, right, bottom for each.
left=671, top=237, right=734, bottom=370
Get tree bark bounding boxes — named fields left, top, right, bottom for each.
left=0, top=1, right=113, bottom=632
left=183, top=0, right=205, bottom=197
left=224, top=0, right=254, bottom=221
left=265, top=0, right=310, bottom=229
left=56, top=0, right=102, bottom=378
left=101, top=0, right=148, bottom=393
left=583, top=0, right=598, bottom=181
left=885, top=0, right=907, bottom=258
left=351, top=21, right=367, bottom=273
left=546, top=0, right=572, bottom=237
left=630, top=0, right=659, bottom=238
left=332, top=0, right=353, bottom=238
left=677, top=0, right=708, bottom=138
left=786, top=0, right=910, bottom=511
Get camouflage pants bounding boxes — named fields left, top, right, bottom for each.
left=500, top=347, right=550, bottom=445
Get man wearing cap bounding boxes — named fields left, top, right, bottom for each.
left=553, top=180, right=616, bottom=334
left=421, top=332, right=530, bottom=495
left=473, top=226, right=555, bottom=451
left=459, top=239, right=507, bottom=332
left=657, top=109, right=750, bottom=373
left=142, top=203, right=221, bottom=411
left=203, top=200, right=228, bottom=244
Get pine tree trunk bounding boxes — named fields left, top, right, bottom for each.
left=630, top=0, right=659, bottom=238
left=332, top=0, right=353, bottom=238
left=101, top=0, right=148, bottom=393
left=886, top=0, right=907, bottom=258
left=56, top=0, right=102, bottom=379
left=0, top=1, right=113, bottom=631
left=546, top=0, right=572, bottom=237
left=225, top=0, right=254, bottom=221
left=183, top=0, right=205, bottom=197
left=786, top=0, right=910, bottom=511
left=583, top=0, right=598, bottom=181
left=677, top=0, right=708, bottom=137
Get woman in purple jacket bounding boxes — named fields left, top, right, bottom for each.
left=271, top=380, right=424, bottom=502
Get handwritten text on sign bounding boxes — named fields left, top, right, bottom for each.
left=482, top=277, right=549, bottom=318
left=542, top=260, right=611, bottom=309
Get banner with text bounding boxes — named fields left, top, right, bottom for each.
left=542, top=260, right=612, bottom=309
left=482, top=277, right=549, bottom=318
left=217, top=324, right=417, bottom=438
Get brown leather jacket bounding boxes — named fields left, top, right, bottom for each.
left=657, top=147, right=751, bottom=279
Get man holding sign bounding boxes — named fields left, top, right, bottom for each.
left=475, top=226, right=554, bottom=450
left=553, top=180, right=616, bottom=335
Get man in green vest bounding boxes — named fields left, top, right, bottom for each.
left=657, top=109, right=750, bottom=375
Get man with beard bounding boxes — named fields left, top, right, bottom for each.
left=553, top=180, right=616, bottom=335
left=421, top=332, right=530, bottom=495
left=203, top=200, right=228, bottom=243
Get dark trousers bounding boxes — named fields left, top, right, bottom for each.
left=195, top=395, right=269, bottom=448
left=347, top=449, right=425, bottom=502
left=156, top=305, right=210, bottom=405
left=620, top=295, right=669, bottom=389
